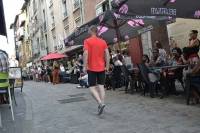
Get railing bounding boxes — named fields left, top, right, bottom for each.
left=52, top=22, right=55, bottom=28
left=74, top=0, right=80, bottom=9
left=49, top=0, right=53, bottom=7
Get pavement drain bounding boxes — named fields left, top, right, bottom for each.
left=68, top=93, right=86, bottom=97
left=58, top=97, right=87, bottom=104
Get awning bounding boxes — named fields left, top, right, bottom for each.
left=64, top=10, right=169, bottom=46
left=41, top=53, right=67, bottom=60
left=64, top=45, right=83, bottom=53
left=111, top=0, right=200, bottom=19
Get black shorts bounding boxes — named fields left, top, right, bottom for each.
left=88, top=71, right=105, bottom=87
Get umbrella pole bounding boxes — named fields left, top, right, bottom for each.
left=113, top=19, right=122, bottom=53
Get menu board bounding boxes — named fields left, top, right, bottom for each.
left=9, top=67, right=23, bottom=88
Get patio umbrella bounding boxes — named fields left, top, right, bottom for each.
left=111, top=0, right=200, bottom=19
left=0, top=0, right=7, bottom=36
left=41, top=53, right=67, bottom=61
left=65, top=10, right=168, bottom=46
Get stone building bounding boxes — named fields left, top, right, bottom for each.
left=13, top=1, right=32, bottom=67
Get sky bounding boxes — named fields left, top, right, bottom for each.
left=0, top=0, right=24, bottom=57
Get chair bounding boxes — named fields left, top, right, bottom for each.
left=138, top=64, right=157, bottom=98
left=0, top=72, right=14, bottom=121
left=111, top=66, right=122, bottom=90
left=120, top=65, right=135, bottom=93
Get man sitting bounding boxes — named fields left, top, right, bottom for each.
left=186, top=59, right=200, bottom=104
left=77, top=73, right=88, bottom=88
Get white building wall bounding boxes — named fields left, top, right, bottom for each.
left=167, top=18, right=200, bottom=48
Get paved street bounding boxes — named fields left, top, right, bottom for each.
left=1, top=81, right=200, bottom=133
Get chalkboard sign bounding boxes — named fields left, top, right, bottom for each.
left=9, top=67, right=23, bottom=91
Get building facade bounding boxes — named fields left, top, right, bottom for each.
left=27, top=0, right=49, bottom=62
left=13, top=0, right=170, bottom=67
left=13, top=1, right=32, bottom=67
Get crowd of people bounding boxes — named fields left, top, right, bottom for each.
left=0, top=24, right=199, bottom=115
left=23, top=54, right=85, bottom=85
left=22, top=29, right=200, bottom=106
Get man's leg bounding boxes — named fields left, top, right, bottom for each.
left=97, top=71, right=106, bottom=104
left=88, top=71, right=102, bottom=104
left=90, top=86, right=102, bottom=104
left=98, top=85, right=105, bottom=104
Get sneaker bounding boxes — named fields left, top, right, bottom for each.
left=76, top=86, right=82, bottom=88
left=98, top=104, right=105, bottom=115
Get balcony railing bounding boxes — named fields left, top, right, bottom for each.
left=18, top=28, right=25, bottom=41
left=49, top=0, right=53, bottom=7
left=52, top=22, right=55, bottom=29
left=74, top=0, right=80, bottom=9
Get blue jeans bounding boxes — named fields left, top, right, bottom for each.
left=80, top=80, right=88, bottom=87
left=191, top=76, right=200, bottom=87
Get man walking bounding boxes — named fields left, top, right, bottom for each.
left=83, top=25, right=110, bottom=115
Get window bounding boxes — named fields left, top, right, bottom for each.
left=43, top=10, right=47, bottom=31
left=43, top=9, right=46, bottom=21
left=64, top=25, right=69, bottom=37
left=74, top=0, right=80, bottom=9
left=33, top=0, right=37, bottom=13
left=62, top=0, right=68, bottom=18
left=37, top=38, right=39, bottom=50
left=96, top=0, right=109, bottom=16
left=50, top=11, right=55, bottom=27
left=49, top=0, right=53, bottom=7
left=52, top=30, right=57, bottom=50
left=75, top=17, right=81, bottom=28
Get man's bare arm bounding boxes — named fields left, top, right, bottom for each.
left=83, top=50, right=88, bottom=72
left=105, top=48, right=110, bottom=71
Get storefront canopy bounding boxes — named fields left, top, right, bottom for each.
left=65, top=10, right=169, bottom=46
left=41, top=53, right=67, bottom=61
left=0, top=0, right=7, bottom=36
left=111, top=0, right=200, bottom=19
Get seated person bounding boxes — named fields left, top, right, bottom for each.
left=147, top=48, right=167, bottom=83
left=164, top=48, right=184, bottom=95
left=149, top=48, right=166, bottom=67
left=142, top=54, right=150, bottom=66
left=167, top=47, right=184, bottom=77
left=77, top=73, right=88, bottom=88
left=186, top=59, right=200, bottom=103
left=122, top=50, right=133, bottom=69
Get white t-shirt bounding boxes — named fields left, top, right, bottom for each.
left=38, top=67, right=42, bottom=74
left=60, top=66, right=65, bottom=72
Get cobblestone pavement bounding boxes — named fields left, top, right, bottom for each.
left=0, top=81, right=200, bottom=133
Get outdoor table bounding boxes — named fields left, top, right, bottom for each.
left=149, top=64, right=189, bottom=71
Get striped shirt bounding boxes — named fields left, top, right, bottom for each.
left=0, top=50, right=9, bottom=72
